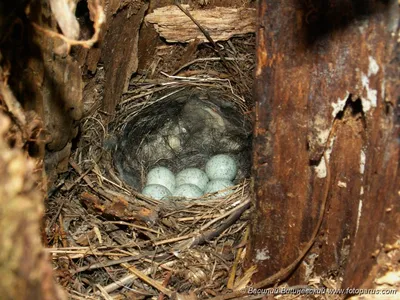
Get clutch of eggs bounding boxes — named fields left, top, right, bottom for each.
left=141, top=156, right=238, bottom=200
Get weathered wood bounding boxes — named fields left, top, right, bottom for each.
left=145, top=5, right=256, bottom=43
left=0, top=1, right=86, bottom=298
left=73, top=0, right=147, bottom=117
left=248, top=0, right=399, bottom=289
left=100, top=1, right=148, bottom=116
left=29, top=1, right=83, bottom=183
left=2, top=0, right=85, bottom=183
left=0, top=111, right=64, bottom=300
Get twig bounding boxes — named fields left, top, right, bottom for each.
left=100, top=261, right=176, bottom=294
left=73, top=255, right=143, bottom=274
left=121, top=263, right=174, bottom=297
left=59, top=214, right=68, bottom=247
left=153, top=233, right=196, bottom=246
left=47, top=167, right=92, bottom=229
left=69, top=159, right=95, bottom=188
left=103, top=221, right=160, bottom=234
left=177, top=215, right=220, bottom=222
left=227, top=228, right=249, bottom=289
left=47, top=172, right=69, bottom=197
left=91, top=168, right=130, bottom=192
left=158, top=271, right=173, bottom=300
left=68, top=290, right=99, bottom=300
left=176, top=69, right=231, bottom=79
left=173, top=57, right=245, bottom=75
left=47, top=197, right=67, bottom=230
left=102, top=273, right=138, bottom=294
left=120, top=86, right=185, bottom=107
left=96, top=285, right=113, bottom=300
left=69, top=158, right=114, bottom=201
left=188, top=200, right=250, bottom=248
left=160, top=72, right=230, bottom=82
left=200, top=199, right=250, bottom=231
left=174, top=0, right=236, bottom=75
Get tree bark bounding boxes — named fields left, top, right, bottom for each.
left=0, top=109, right=64, bottom=300
left=0, top=1, right=84, bottom=298
left=75, top=0, right=148, bottom=119
left=249, top=0, right=399, bottom=289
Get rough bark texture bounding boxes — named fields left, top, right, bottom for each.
left=249, top=0, right=399, bottom=289
left=0, top=110, right=64, bottom=300
left=100, top=1, right=148, bottom=116
left=3, top=0, right=84, bottom=184
left=75, top=0, right=148, bottom=119
left=0, top=1, right=85, bottom=298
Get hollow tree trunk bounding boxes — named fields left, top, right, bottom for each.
left=0, top=1, right=81, bottom=298
left=248, top=0, right=399, bottom=289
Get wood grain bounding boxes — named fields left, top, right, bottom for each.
left=248, top=0, right=399, bottom=289
left=145, top=5, right=256, bottom=43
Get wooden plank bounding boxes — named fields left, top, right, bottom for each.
left=248, top=0, right=399, bottom=289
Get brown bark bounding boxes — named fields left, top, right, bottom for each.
left=0, top=1, right=88, bottom=298
left=75, top=0, right=148, bottom=118
left=2, top=0, right=85, bottom=184
left=0, top=109, right=64, bottom=300
left=249, top=0, right=399, bottom=289
left=100, top=1, right=148, bottom=116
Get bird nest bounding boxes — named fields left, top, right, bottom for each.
left=47, top=38, right=256, bottom=299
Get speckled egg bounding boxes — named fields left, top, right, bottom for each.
left=142, top=184, right=172, bottom=200
left=176, top=168, right=209, bottom=191
left=205, top=154, right=237, bottom=181
left=146, top=166, right=175, bottom=192
left=204, top=179, right=234, bottom=198
left=173, top=184, right=203, bottom=199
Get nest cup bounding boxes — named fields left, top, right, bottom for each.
left=111, top=84, right=252, bottom=198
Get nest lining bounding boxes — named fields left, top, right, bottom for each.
left=111, top=77, right=252, bottom=193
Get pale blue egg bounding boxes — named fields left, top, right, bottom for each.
left=146, top=166, right=176, bottom=192
left=205, top=154, right=237, bottom=181
left=142, top=184, right=172, bottom=200
left=173, top=184, right=203, bottom=198
left=176, top=168, right=209, bottom=191
left=204, top=179, right=234, bottom=198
